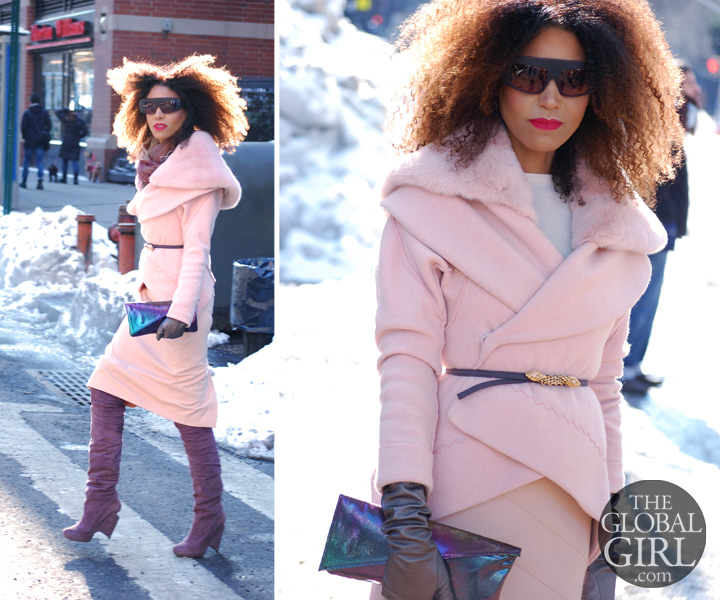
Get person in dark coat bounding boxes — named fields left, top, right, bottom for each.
left=20, top=93, right=52, bottom=190
left=621, top=62, right=701, bottom=395
left=55, top=108, right=89, bottom=184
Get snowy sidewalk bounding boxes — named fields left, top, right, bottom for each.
left=15, top=170, right=135, bottom=228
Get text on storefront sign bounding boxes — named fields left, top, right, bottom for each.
left=30, top=19, right=86, bottom=43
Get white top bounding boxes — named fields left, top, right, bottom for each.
left=526, top=172, right=572, bottom=258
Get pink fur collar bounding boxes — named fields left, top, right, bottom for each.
left=380, top=126, right=667, bottom=254
left=148, top=130, right=241, bottom=210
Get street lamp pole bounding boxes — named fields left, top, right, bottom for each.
left=2, top=0, right=21, bottom=216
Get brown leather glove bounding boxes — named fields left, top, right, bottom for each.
left=381, top=482, right=456, bottom=600
left=155, top=317, right=187, bottom=340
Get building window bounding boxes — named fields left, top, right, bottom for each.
left=0, top=3, right=13, bottom=25
left=40, top=48, right=94, bottom=139
left=242, top=77, right=274, bottom=142
left=36, top=0, right=95, bottom=20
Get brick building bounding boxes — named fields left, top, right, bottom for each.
left=2, top=0, right=274, bottom=171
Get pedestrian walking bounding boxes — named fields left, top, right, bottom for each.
left=20, top=93, right=52, bottom=190
left=55, top=108, right=89, bottom=185
left=63, top=54, right=248, bottom=558
left=372, top=1, right=683, bottom=599
left=621, top=62, right=703, bottom=395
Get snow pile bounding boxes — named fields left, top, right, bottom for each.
left=0, top=205, right=116, bottom=289
left=58, top=268, right=139, bottom=354
left=0, top=206, right=128, bottom=354
left=276, top=277, right=381, bottom=599
left=214, top=341, right=277, bottom=460
left=279, top=0, right=393, bottom=282
left=207, top=330, right=230, bottom=347
left=0, top=205, right=138, bottom=355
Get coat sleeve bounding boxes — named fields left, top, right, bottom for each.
left=375, top=216, right=447, bottom=494
left=166, top=189, right=223, bottom=326
left=588, top=311, right=630, bottom=494
left=21, top=112, right=29, bottom=140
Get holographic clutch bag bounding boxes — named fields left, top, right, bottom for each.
left=125, top=301, right=198, bottom=337
left=319, top=495, right=521, bottom=600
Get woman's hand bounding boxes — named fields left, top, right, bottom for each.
left=155, top=317, right=187, bottom=340
left=381, top=482, right=456, bottom=600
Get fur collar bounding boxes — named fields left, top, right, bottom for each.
left=380, top=126, right=666, bottom=254
left=147, top=130, right=241, bottom=210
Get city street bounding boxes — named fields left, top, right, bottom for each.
left=0, top=303, right=274, bottom=600
left=0, top=177, right=274, bottom=599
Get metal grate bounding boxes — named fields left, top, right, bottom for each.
left=26, top=369, right=92, bottom=406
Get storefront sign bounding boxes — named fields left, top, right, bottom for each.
left=30, top=24, right=53, bottom=41
left=30, top=19, right=87, bottom=43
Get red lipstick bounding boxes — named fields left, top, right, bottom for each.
left=529, top=118, right=563, bottom=130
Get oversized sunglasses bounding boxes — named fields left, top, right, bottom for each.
left=503, top=56, right=590, bottom=97
left=139, top=97, right=183, bottom=114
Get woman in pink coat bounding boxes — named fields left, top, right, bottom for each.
left=63, top=55, right=248, bottom=558
left=372, top=1, right=684, bottom=599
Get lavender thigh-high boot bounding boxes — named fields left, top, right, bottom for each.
left=173, top=422, right=225, bottom=558
left=63, top=388, right=126, bottom=542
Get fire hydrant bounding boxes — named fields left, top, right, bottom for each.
left=108, top=205, right=137, bottom=274
left=117, top=222, right=136, bottom=274
left=75, top=214, right=95, bottom=271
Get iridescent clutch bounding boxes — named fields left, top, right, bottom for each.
left=125, top=301, right=198, bottom=337
left=319, top=495, right=521, bottom=600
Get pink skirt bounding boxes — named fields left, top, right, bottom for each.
left=370, top=478, right=591, bottom=600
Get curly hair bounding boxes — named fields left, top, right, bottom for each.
left=387, top=0, right=685, bottom=205
left=107, top=54, right=249, bottom=161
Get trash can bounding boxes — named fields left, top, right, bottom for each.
left=231, top=257, right=274, bottom=357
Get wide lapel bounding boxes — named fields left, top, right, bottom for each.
left=477, top=243, right=650, bottom=363
left=382, top=187, right=563, bottom=314
left=380, top=127, right=566, bottom=313
left=477, top=168, right=667, bottom=363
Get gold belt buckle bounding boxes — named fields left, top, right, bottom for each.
left=525, top=370, right=581, bottom=388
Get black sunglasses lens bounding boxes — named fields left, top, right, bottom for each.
left=159, top=99, right=181, bottom=113
left=508, top=64, right=548, bottom=94
left=507, top=60, right=589, bottom=97
left=559, top=69, right=589, bottom=96
left=139, top=98, right=181, bottom=114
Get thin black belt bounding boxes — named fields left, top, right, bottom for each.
left=446, top=368, right=589, bottom=400
left=144, top=243, right=184, bottom=250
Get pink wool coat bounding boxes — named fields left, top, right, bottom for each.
left=374, top=126, right=667, bottom=535
left=88, top=131, right=241, bottom=427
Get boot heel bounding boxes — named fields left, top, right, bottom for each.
left=208, top=521, right=224, bottom=552
left=99, top=511, right=120, bottom=538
